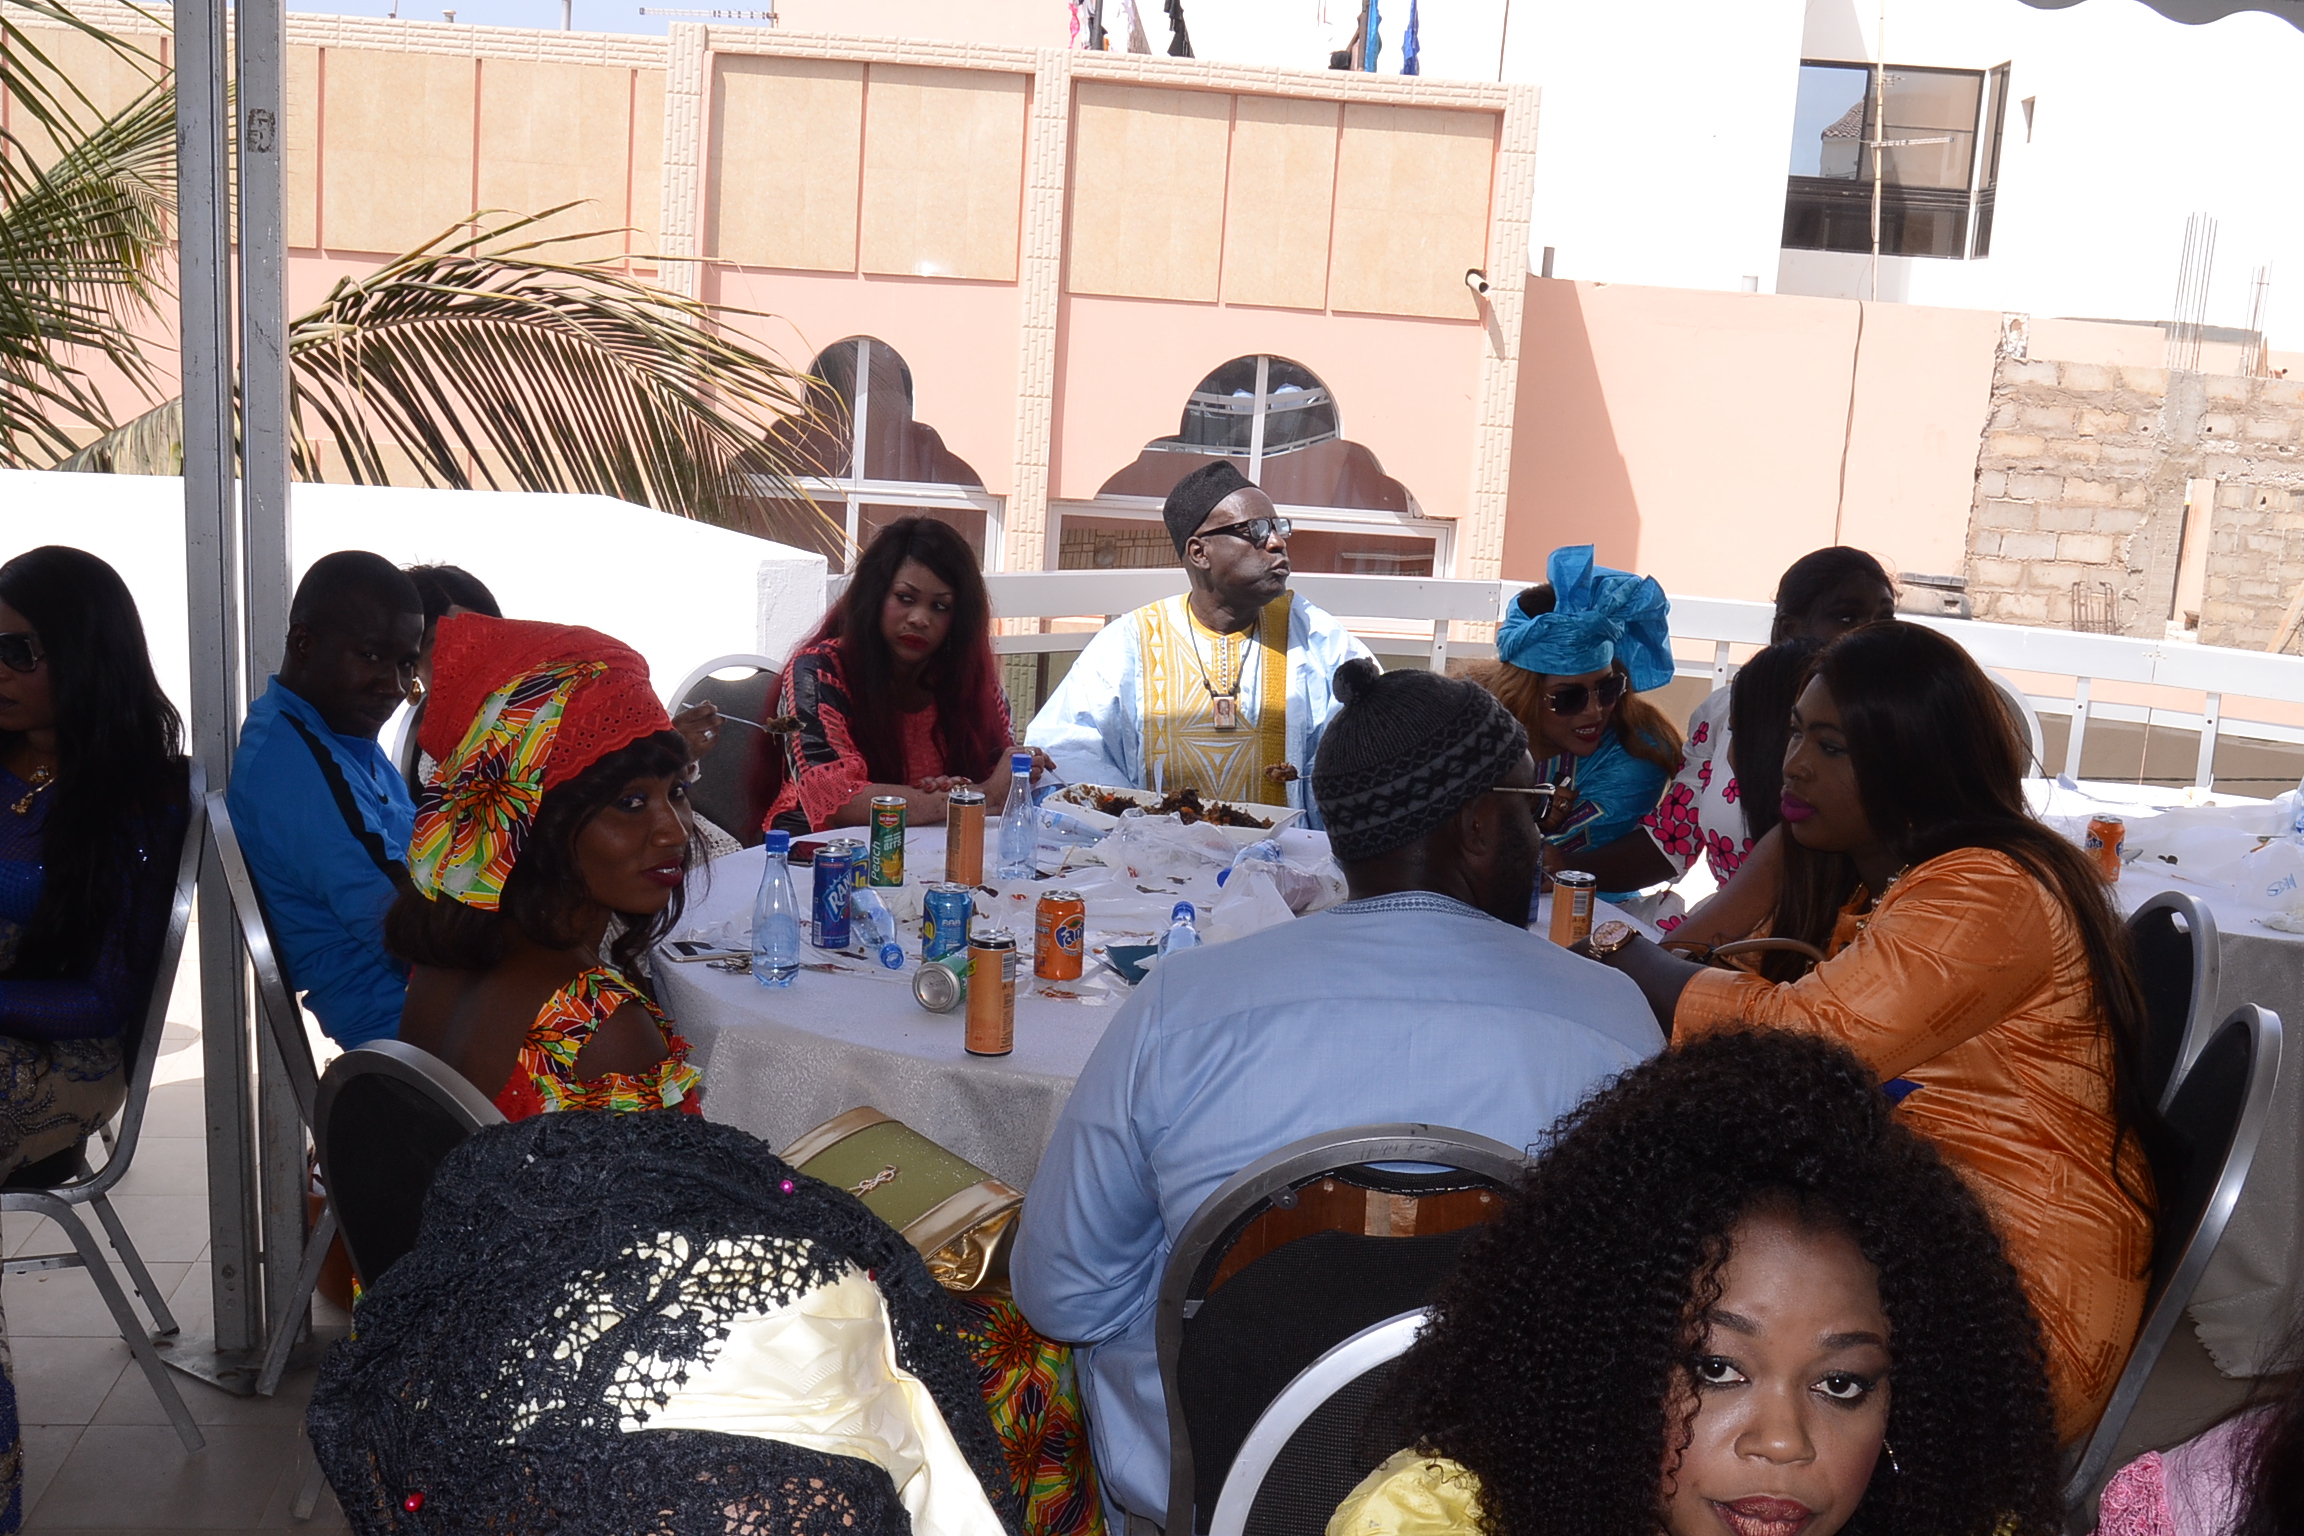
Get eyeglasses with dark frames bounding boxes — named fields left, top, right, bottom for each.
left=0, top=633, right=43, bottom=675
left=1544, top=675, right=1627, bottom=715
left=1196, top=515, right=1293, bottom=547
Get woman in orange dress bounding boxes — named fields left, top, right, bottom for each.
left=1582, top=621, right=2165, bottom=1444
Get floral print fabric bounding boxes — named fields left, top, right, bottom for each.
left=493, top=967, right=704, bottom=1121
left=1641, top=688, right=1752, bottom=887
left=959, top=1295, right=1106, bottom=1536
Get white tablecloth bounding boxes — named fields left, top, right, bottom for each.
left=657, top=826, right=1641, bottom=1192
left=2032, top=780, right=2304, bottom=1375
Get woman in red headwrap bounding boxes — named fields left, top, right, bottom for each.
left=387, top=615, right=704, bottom=1120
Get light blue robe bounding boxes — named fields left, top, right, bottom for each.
left=1010, top=891, right=1663, bottom=1524
left=1024, top=591, right=1371, bottom=828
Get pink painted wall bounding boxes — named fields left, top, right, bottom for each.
left=772, top=0, right=1069, bottom=48
left=1503, top=278, right=1998, bottom=599
left=703, top=266, right=1024, bottom=496
left=1050, top=293, right=1485, bottom=515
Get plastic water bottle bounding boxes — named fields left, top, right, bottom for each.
left=848, top=888, right=905, bottom=970
left=1216, top=838, right=1284, bottom=889
left=751, top=831, right=802, bottom=987
left=997, top=751, right=1036, bottom=879
left=1157, top=901, right=1200, bottom=958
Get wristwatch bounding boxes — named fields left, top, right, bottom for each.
left=1588, top=919, right=1638, bottom=958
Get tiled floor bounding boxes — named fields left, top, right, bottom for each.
left=4, top=954, right=2271, bottom=1531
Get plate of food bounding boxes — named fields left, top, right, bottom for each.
left=1052, top=784, right=1306, bottom=845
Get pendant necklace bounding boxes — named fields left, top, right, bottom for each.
left=10, top=765, right=55, bottom=817
left=1188, top=621, right=1256, bottom=732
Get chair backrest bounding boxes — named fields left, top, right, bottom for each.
left=1985, top=666, right=2047, bottom=770
left=671, top=653, right=782, bottom=847
left=37, top=762, right=206, bottom=1202
left=1208, top=1308, right=1428, bottom=1536
left=2063, top=1004, right=2282, bottom=1512
left=1156, top=1125, right=1526, bottom=1536
left=313, top=1039, right=505, bottom=1287
left=204, top=787, right=321, bottom=1128
left=2126, top=890, right=2222, bottom=1112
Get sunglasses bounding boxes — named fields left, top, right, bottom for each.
left=1197, top=516, right=1292, bottom=547
left=1545, top=675, right=1627, bottom=715
left=0, top=633, right=43, bottom=675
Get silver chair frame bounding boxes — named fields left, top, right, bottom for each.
left=1206, top=1307, right=1429, bottom=1536
left=670, top=652, right=783, bottom=719
left=2127, top=889, right=2223, bottom=1110
left=2062, top=1003, right=2283, bottom=1515
left=1152, top=1124, right=1527, bottom=1536
left=1985, top=666, right=2048, bottom=771
left=204, top=788, right=332, bottom=1401
left=2, top=763, right=207, bottom=1452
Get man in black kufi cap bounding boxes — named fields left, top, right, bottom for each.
left=1024, top=459, right=1372, bottom=826
left=1012, top=657, right=1663, bottom=1525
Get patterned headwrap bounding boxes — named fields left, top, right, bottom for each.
left=408, top=615, right=673, bottom=910
left=1495, top=545, right=1674, bottom=691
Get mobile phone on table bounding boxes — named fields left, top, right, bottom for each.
left=665, top=939, right=746, bottom=962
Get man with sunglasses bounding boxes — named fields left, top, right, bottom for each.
left=227, top=552, right=426, bottom=1048
left=1027, top=459, right=1369, bottom=826
left=1014, top=659, right=1660, bottom=1527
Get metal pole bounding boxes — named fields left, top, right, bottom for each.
left=237, top=0, right=306, bottom=1362
left=176, top=0, right=262, bottom=1361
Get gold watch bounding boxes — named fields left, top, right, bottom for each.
left=1589, top=919, right=1637, bottom=957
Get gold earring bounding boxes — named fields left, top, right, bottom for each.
left=1883, top=1440, right=1902, bottom=1475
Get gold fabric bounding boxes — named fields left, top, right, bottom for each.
left=1676, top=847, right=2152, bottom=1443
left=1326, top=1451, right=1483, bottom=1536
left=1135, top=594, right=1292, bottom=807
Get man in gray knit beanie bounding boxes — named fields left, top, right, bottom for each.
left=1312, top=657, right=1546, bottom=923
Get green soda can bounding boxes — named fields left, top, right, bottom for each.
left=868, top=796, right=906, bottom=886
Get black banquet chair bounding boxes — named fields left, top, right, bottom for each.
left=668, top=652, right=783, bottom=849
left=2063, top=1003, right=2283, bottom=1521
left=1150, top=1124, right=1525, bottom=1536
left=2125, top=889, right=2221, bottom=1111
left=312, top=1040, right=505, bottom=1289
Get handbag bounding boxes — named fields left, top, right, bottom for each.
left=780, top=1107, right=1023, bottom=1292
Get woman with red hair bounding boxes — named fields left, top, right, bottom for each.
left=764, top=517, right=1040, bottom=836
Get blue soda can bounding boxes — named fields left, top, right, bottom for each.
left=811, top=839, right=862, bottom=949
left=922, top=882, right=975, bottom=961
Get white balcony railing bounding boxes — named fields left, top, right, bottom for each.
left=961, top=571, right=2304, bottom=791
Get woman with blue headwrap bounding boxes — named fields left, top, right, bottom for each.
left=1466, top=546, right=1681, bottom=902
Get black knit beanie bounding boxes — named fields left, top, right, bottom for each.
left=1163, top=460, right=1256, bottom=554
left=1313, top=658, right=1530, bottom=862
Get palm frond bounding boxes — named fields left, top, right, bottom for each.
left=65, top=207, right=841, bottom=547
left=1, top=75, right=177, bottom=465
left=0, top=1, right=164, bottom=207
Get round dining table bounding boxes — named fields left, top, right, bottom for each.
left=656, top=823, right=1645, bottom=1192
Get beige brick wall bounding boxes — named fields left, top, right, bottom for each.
left=1965, top=348, right=2304, bottom=643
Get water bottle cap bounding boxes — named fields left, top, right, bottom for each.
left=1012, top=751, right=1032, bottom=772
left=1172, top=901, right=1196, bottom=922
left=764, top=830, right=790, bottom=854
left=877, top=942, right=904, bottom=970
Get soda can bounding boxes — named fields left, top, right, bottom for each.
left=868, top=796, right=906, bottom=887
left=946, top=790, right=986, bottom=885
left=810, top=839, right=862, bottom=949
left=965, top=929, right=1018, bottom=1056
left=912, top=952, right=969, bottom=1013
left=1549, top=869, right=1597, bottom=947
left=2085, top=815, right=2126, bottom=883
left=1035, top=889, right=1086, bottom=981
left=922, top=883, right=976, bottom=961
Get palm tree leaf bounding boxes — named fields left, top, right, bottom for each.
left=63, top=208, right=841, bottom=548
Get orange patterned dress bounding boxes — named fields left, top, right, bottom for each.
left=493, top=966, right=704, bottom=1122
left=1675, top=847, right=2151, bottom=1443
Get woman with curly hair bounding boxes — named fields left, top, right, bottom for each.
left=1583, top=621, right=2162, bottom=1443
left=389, top=615, right=704, bottom=1120
left=1334, top=1029, right=2064, bottom=1536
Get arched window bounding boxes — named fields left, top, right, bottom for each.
left=1064, top=354, right=1445, bottom=577
left=753, top=336, right=1004, bottom=571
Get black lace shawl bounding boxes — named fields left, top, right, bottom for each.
left=307, top=1110, right=1021, bottom=1536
